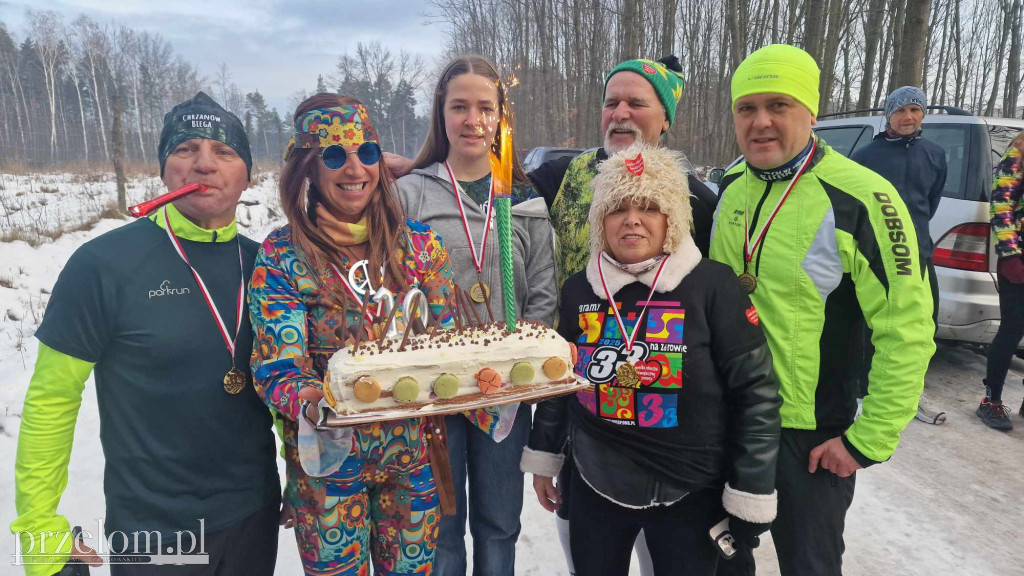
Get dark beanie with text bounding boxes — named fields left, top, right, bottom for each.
left=158, top=91, right=252, bottom=180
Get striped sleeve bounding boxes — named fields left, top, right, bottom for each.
left=991, top=137, right=1024, bottom=258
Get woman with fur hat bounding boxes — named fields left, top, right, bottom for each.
left=521, top=145, right=782, bottom=575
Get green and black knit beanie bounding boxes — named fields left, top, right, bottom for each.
left=603, top=55, right=686, bottom=127
left=158, top=91, right=252, bottom=180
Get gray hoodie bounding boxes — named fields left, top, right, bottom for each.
left=396, top=162, right=557, bottom=326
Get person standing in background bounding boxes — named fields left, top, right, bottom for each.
left=982, top=130, right=1024, bottom=431
left=850, top=86, right=946, bottom=424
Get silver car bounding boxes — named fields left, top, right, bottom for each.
left=521, top=147, right=585, bottom=173
left=711, top=110, right=1024, bottom=348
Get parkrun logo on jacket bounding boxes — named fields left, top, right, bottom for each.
left=149, top=280, right=191, bottom=299
left=874, top=191, right=914, bottom=276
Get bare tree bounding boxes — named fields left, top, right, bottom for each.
left=621, top=0, right=642, bottom=61
left=1002, top=0, right=1023, bottom=116
left=26, top=10, right=65, bottom=161
left=895, top=0, right=932, bottom=87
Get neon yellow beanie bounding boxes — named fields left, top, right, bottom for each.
left=731, top=44, right=821, bottom=116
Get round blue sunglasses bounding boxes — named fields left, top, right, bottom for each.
left=319, top=142, right=382, bottom=170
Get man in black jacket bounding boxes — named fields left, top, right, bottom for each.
left=850, top=86, right=946, bottom=422
left=528, top=55, right=719, bottom=288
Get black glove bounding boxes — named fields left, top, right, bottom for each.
left=729, top=517, right=771, bottom=551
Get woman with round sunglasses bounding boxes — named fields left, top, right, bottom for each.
left=396, top=55, right=557, bottom=576
left=249, top=94, right=511, bottom=575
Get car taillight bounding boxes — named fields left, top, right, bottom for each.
left=932, top=223, right=990, bottom=272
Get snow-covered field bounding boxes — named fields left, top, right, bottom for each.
left=1, top=172, right=1023, bottom=575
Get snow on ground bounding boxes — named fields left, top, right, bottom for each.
left=1, top=173, right=1023, bottom=575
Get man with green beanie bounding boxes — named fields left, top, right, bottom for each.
left=11, top=92, right=280, bottom=575
left=528, top=55, right=720, bottom=287
left=710, top=45, right=934, bottom=576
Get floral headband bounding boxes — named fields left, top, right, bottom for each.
left=284, top=104, right=379, bottom=160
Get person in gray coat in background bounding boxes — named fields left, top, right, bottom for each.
left=396, top=54, right=557, bottom=576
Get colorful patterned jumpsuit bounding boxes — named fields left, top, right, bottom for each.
left=249, top=220, right=507, bottom=575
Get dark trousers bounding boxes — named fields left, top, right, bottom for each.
left=110, top=502, right=279, bottom=576
left=569, top=469, right=722, bottom=576
left=716, top=429, right=856, bottom=576
left=986, top=274, right=1024, bottom=402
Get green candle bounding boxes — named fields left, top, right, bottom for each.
left=489, top=96, right=517, bottom=333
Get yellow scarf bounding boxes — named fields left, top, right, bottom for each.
left=315, top=204, right=369, bottom=246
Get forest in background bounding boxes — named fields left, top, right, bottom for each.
left=0, top=12, right=430, bottom=171
left=1, top=0, right=1022, bottom=172
left=432, top=0, right=1024, bottom=164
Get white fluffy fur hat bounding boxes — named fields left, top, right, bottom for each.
left=588, top=144, right=693, bottom=256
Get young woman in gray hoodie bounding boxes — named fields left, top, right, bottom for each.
left=396, top=54, right=557, bottom=576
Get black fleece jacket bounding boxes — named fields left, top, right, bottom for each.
left=528, top=258, right=781, bottom=507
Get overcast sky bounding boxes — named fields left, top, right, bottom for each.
left=0, top=0, right=451, bottom=114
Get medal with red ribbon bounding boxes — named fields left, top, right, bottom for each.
left=444, top=161, right=495, bottom=304
left=740, top=139, right=817, bottom=293
left=162, top=209, right=247, bottom=395
left=596, top=252, right=670, bottom=388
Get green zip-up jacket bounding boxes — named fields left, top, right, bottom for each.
left=709, top=140, right=935, bottom=467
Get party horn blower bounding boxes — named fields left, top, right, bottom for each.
left=489, top=107, right=516, bottom=333
left=128, top=183, right=207, bottom=217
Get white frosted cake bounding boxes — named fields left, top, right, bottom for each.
left=324, top=320, right=576, bottom=414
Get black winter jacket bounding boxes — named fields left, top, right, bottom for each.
left=523, top=245, right=781, bottom=520
left=851, top=132, right=947, bottom=258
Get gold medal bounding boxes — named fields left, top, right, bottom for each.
left=469, top=281, right=491, bottom=303
left=616, top=362, right=640, bottom=388
left=223, top=368, right=247, bottom=395
left=738, top=272, right=757, bottom=294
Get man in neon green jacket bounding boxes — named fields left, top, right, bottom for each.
left=710, top=45, right=934, bottom=576
left=11, top=92, right=280, bottom=575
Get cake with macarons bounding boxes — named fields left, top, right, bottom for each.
left=323, top=320, right=577, bottom=415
